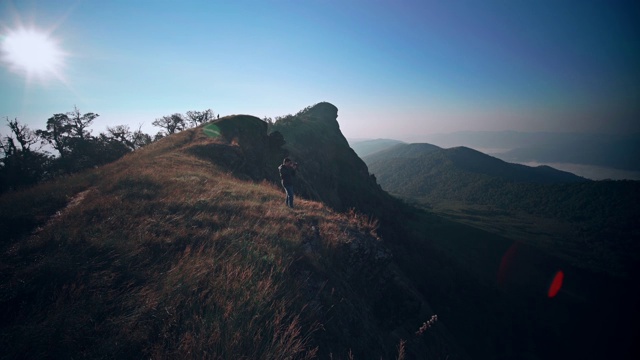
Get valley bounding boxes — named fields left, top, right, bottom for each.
left=2, top=103, right=638, bottom=359
left=358, top=137, right=640, bottom=359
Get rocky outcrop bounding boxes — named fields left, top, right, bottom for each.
left=186, top=103, right=400, bottom=219
left=269, top=102, right=397, bottom=215
left=187, top=115, right=286, bottom=182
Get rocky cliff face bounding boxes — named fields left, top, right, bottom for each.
left=269, top=102, right=397, bottom=215
left=179, top=107, right=638, bottom=359
left=181, top=104, right=460, bottom=358
left=187, top=103, right=399, bottom=218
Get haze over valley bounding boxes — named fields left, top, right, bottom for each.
left=350, top=131, right=640, bottom=180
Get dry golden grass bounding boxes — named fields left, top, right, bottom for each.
left=0, top=126, right=401, bottom=359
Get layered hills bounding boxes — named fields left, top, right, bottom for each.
left=363, top=142, right=639, bottom=276
left=364, top=143, right=587, bottom=205
left=1, top=103, right=639, bottom=359
left=362, top=140, right=640, bottom=360
left=415, top=131, right=640, bottom=171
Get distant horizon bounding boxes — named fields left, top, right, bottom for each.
left=347, top=133, right=640, bottom=181
left=2, top=0, right=639, bottom=141
left=346, top=129, right=640, bottom=146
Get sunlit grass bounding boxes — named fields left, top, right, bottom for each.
left=0, top=124, right=408, bottom=358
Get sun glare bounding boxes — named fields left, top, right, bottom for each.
left=1, top=27, right=65, bottom=80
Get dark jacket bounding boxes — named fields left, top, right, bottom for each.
left=278, top=164, right=296, bottom=187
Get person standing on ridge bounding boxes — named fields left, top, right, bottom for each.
left=278, top=158, right=298, bottom=208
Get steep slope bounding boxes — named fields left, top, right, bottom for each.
left=271, top=109, right=638, bottom=359
left=4, top=105, right=637, bottom=360
left=269, top=103, right=400, bottom=218
left=0, top=114, right=457, bottom=359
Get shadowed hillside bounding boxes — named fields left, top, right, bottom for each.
left=268, top=103, right=398, bottom=217
left=362, top=139, right=640, bottom=359
left=0, top=112, right=458, bottom=359
left=364, top=142, right=640, bottom=273
left=365, top=144, right=586, bottom=193
left=2, top=104, right=638, bottom=360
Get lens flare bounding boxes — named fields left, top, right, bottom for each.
left=203, top=123, right=221, bottom=138
left=548, top=270, right=564, bottom=298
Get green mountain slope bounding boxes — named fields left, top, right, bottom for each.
left=365, top=144, right=586, bottom=190
left=363, top=142, right=639, bottom=271
left=363, top=140, right=640, bottom=359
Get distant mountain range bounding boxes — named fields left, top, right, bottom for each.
left=350, top=131, right=640, bottom=173
left=363, top=143, right=587, bottom=196
left=3, top=105, right=638, bottom=360
left=361, top=141, right=639, bottom=236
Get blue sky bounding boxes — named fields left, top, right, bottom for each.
left=1, top=0, right=638, bottom=140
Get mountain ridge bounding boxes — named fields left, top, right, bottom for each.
left=268, top=102, right=400, bottom=218
left=0, top=104, right=460, bottom=359
left=364, top=143, right=587, bottom=200
left=393, top=131, right=640, bottom=172
left=2, top=103, right=638, bottom=359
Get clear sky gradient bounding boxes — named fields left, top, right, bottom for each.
left=1, top=0, right=639, bottom=140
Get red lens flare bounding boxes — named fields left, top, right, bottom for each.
left=548, top=270, right=564, bottom=298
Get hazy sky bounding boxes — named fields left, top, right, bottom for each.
left=1, top=0, right=639, bottom=140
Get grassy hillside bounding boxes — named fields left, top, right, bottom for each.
left=0, top=115, right=455, bottom=359
left=271, top=111, right=640, bottom=358
left=3, top=104, right=638, bottom=359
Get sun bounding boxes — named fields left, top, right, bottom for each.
left=1, top=27, right=66, bottom=81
